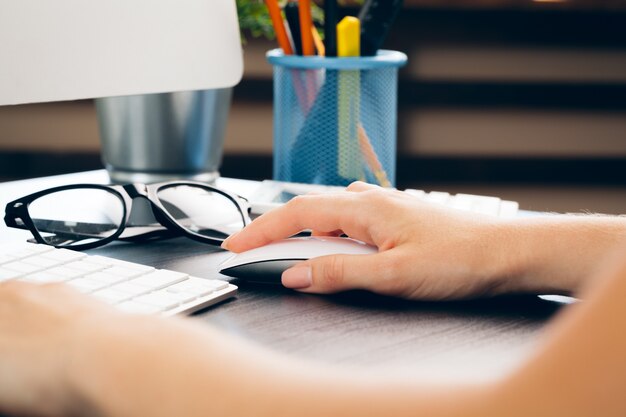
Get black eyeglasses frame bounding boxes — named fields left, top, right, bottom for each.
left=4, top=181, right=250, bottom=251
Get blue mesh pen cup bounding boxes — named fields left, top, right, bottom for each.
left=267, top=49, right=408, bottom=187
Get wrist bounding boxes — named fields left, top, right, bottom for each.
left=471, top=219, right=529, bottom=296
left=486, top=219, right=569, bottom=296
left=489, top=216, right=626, bottom=296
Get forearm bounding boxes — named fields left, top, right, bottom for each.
left=496, top=215, right=626, bottom=296
left=494, top=246, right=626, bottom=417
left=66, top=315, right=493, bottom=417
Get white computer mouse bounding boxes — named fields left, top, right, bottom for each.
left=219, top=236, right=377, bottom=284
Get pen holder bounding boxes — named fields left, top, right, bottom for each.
left=267, top=49, right=407, bottom=187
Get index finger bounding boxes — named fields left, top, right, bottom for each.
left=222, top=193, right=374, bottom=253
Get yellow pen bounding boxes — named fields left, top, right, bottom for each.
left=336, top=16, right=362, bottom=182
left=337, top=16, right=360, bottom=57
left=336, top=16, right=392, bottom=187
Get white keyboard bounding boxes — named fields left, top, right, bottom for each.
left=403, top=189, right=519, bottom=218
left=0, top=242, right=236, bottom=316
left=250, top=180, right=519, bottom=218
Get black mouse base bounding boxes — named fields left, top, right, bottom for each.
left=220, top=260, right=302, bottom=284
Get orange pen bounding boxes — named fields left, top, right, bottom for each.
left=297, top=0, right=315, bottom=56
left=264, top=0, right=294, bottom=55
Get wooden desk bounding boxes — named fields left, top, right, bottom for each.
left=0, top=171, right=563, bottom=382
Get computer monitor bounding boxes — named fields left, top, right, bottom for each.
left=0, top=0, right=243, bottom=105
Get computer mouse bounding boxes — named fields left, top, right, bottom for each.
left=219, top=236, right=377, bottom=284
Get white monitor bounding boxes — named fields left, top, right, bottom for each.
left=0, top=0, right=243, bottom=105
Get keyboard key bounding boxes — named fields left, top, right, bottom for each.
left=450, top=194, right=502, bottom=217
left=162, top=289, right=197, bottom=304
left=134, top=291, right=181, bottom=310
left=203, top=279, right=229, bottom=291
left=46, top=266, right=89, bottom=279
left=499, top=200, right=520, bottom=219
left=404, top=189, right=426, bottom=198
left=81, top=255, right=116, bottom=267
left=0, top=243, right=53, bottom=262
left=66, top=278, right=108, bottom=293
left=101, top=266, right=147, bottom=279
left=0, top=254, right=15, bottom=265
left=117, top=302, right=162, bottom=314
left=425, top=191, right=451, bottom=205
left=21, top=255, right=66, bottom=269
left=1, top=249, right=30, bottom=261
left=168, top=278, right=218, bottom=297
left=130, top=270, right=188, bottom=290
left=0, top=267, right=23, bottom=281
left=2, top=261, right=44, bottom=275
left=24, top=243, right=55, bottom=254
left=106, top=259, right=154, bottom=273
left=83, top=256, right=153, bottom=272
left=83, top=271, right=130, bottom=286
left=64, top=261, right=107, bottom=274
left=41, top=249, right=87, bottom=263
left=111, top=282, right=152, bottom=297
left=91, top=288, right=133, bottom=304
left=22, top=271, right=70, bottom=283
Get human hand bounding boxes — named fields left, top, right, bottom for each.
left=223, top=182, right=516, bottom=300
left=0, top=281, right=119, bottom=417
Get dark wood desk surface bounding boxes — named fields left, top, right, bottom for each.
left=90, top=237, right=562, bottom=382
left=0, top=172, right=564, bottom=382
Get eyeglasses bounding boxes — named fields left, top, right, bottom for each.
left=4, top=181, right=251, bottom=250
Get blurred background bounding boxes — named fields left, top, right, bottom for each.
left=1, top=0, right=625, bottom=214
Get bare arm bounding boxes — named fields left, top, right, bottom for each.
left=495, top=249, right=626, bottom=417
left=224, top=182, right=626, bottom=298
left=80, top=254, right=626, bottom=417
left=2, top=255, right=626, bottom=417
left=66, top=307, right=492, bottom=417
left=2, top=182, right=626, bottom=416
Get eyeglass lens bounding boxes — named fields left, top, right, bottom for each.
left=156, top=185, right=245, bottom=240
left=28, top=188, right=125, bottom=247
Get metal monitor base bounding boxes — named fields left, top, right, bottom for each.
left=106, top=167, right=219, bottom=185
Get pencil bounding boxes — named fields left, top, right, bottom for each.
left=285, top=2, right=303, bottom=55
left=324, top=0, right=338, bottom=57
left=357, top=125, right=392, bottom=187
left=312, top=26, right=325, bottom=56
left=264, top=0, right=293, bottom=55
left=298, top=0, right=315, bottom=56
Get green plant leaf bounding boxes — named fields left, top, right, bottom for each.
left=236, top=0, right=363, bottom=43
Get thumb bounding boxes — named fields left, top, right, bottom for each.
left=281, top=253, right=387, bottom=293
